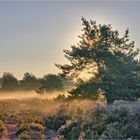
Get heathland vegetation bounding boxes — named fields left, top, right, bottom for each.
left=0, top=18, right=140, bottom=139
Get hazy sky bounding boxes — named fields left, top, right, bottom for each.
left=0, top=1, right=140, bottom=79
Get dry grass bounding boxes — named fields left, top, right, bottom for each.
left=0, top=94, right=100, bottom=122
left=0, top=91, right=139, bottom=122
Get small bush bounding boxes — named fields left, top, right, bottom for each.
left=83, top=106, right=140, bottom=139
left=65, top=126, right=82, bottom=140
left=0, top=120, right=5, bottom=138
left=16, top=122, right=45, bottom=139
left=44, top=114, right=68, bottom=131
left=18, top=132, right=31, bottom=140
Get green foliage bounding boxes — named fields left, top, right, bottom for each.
left=0, top=120, right=5, bottom=138
left=65, top=126, right=82, bottom=140
left=52, top=114, right=68, bottom=130
left=100, top=122, right=124, bottom=139
left=82, top=106, right=140, bottom=139
left=0, top=72, right=71, bottom=92
left=19, top=72, right=40, bottom=90
left=37, top=74, right=64, bottom=94
left=0, top=113, right=7, bottom=122
left=44, top=116, right=54, bottom=129
left=69, top=80, right=101, bottom=100
left=56, top=17, right=140, bottom=103
left=0, top=72, right=18, bottom=91
left=44, top=114, right=68, bottom=131
left=58, top=121, right=82, bottom=140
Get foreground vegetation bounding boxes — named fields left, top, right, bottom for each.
left=0, top=96, right=140, bottom=139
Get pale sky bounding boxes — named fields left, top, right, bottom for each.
left=0, top=1, right=140, bottom=79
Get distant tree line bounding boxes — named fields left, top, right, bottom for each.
left=0, top=72, right=73, bottom=93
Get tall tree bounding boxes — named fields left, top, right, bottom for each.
left=0, top=72, right=18, bottom=91
left=56, top=18, right=140, bottom=103
left=37, top=74, right=64, bottom=94
left=19, top=72, right=40, bottom=90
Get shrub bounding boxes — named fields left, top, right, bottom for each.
left=52, top=114, right=68, bottom=130
left=65, top=126, right=82, bottom=140
left=0, top=120, right=5, bottom=138
left=44, top=114, right=68, bottom=131
left=18, top=132, right=31, bottom=140
left=83, top=106, right=140, bottom=139
left=100, top=122, right=124, bottom=139
left=58, top=120, right=83, bottom=140
left=16, top=122, right=45, bottom=139
left=44, top=116, right=54, bottom=129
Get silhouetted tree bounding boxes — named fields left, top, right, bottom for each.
left=0, top=72, right=18, bottom=91
left=0, top=78, right=2, bottom=89
left=19, top=72, right=40, bottom=90
left=59, top=77, right=74, bottom=91
left=37, top=74, right=64, bottom=94
left=56, top=18, right=140, bottom=103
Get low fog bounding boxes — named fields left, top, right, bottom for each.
left=0, top=90, right=68, bottom=100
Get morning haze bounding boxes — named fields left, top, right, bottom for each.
left=0, top=2, right=140, bottom=140
left=0, top=1, right=140, bottom=79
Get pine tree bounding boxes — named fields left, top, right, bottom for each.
left=56, top=17, right=140, bottom=103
